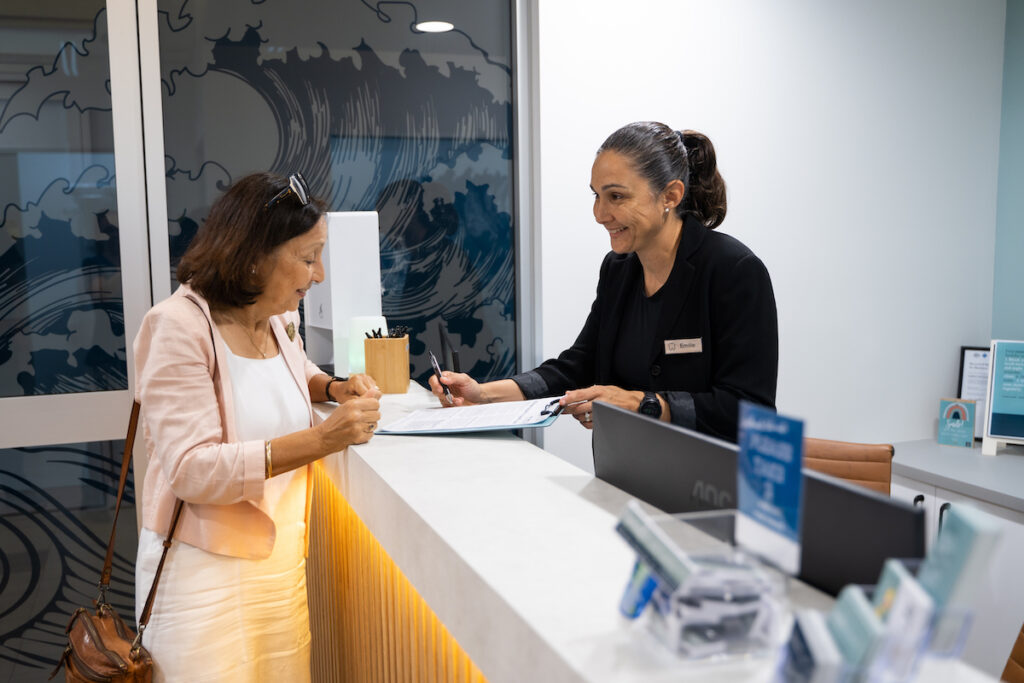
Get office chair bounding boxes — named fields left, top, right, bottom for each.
left=803, top=438, right=894, bottom=496
left=1003, top=620, right=1024, bottom=683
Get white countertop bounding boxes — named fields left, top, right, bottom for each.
left=314, top=384, right=993, bottom=683
left=893, top=439, right=1024, bottom=513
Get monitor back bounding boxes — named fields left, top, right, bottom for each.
left=800, top=469, right=926, bottom=595
left=591, top=401, right=738, bottom=514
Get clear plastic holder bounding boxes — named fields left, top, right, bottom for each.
left=774, top=583, right=974, bottom=683
left=632, top=509, right=792, bottom=662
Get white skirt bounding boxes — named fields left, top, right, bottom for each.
left=134, top=492, right=311, bottom=682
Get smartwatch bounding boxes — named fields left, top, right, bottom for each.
left=638, top=391, right=662, bottom=419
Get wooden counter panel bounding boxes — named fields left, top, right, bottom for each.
left=307, top=462, right=488, bottom=683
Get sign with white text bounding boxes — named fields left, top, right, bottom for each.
left=736, top=402, right=805, bottom=574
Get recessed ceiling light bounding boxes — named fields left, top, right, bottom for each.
left=415, top=21, right=454, bottom=33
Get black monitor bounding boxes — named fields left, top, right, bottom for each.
left=591, top=401, right=738, bottom=514
left=590, top=401, right=926, bottom=596
left=799, top=469, right=925, bottom=595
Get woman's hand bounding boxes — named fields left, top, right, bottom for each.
left=330, top=373, right=378, bottom=402
left=428, top=371, right=485, bottom=407
left=558, top=385, right=648, bottom=430
left=316, top=388, right=382, bottom=451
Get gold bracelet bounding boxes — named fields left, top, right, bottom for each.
left=264, top=440, right=273, bottom=479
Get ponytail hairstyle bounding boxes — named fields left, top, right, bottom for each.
left=597, top=121, right=727, bottom=229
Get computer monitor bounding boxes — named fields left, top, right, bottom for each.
left=590, top=402, right=927, bottom=596
left=799, top=469, right=925, bottom=595
left=591, top=401, right=738, bottom=514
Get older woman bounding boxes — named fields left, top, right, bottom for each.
left=431, top=122, right=778, bottom=442
left=132, top=172, right=380, bottom=681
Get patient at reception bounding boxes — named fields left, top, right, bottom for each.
left=132, top=171, right=381, bottom=681
left=430, top=121, right=778, bottom=442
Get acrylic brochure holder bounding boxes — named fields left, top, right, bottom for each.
left=615, top=503, right=790, bottom=662
left=614, top=505, right=974, bottom=679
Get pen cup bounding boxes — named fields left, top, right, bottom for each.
left=364, top=335, right=410, bottom=394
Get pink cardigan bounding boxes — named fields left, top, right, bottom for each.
left=133, top=285, right=323, bottom=559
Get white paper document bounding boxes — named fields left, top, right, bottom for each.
left=377, top=398, right=560, bottom=435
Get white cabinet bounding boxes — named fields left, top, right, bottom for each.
left=891, top=474, right=1024, bottom=678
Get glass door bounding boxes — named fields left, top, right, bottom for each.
left=0, top=1, right=150, bottom=679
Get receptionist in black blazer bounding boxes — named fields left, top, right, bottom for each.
left=429, top=121, right=778, bottom=442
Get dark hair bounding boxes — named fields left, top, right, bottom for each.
left=597, top=121, right=727, bottom=229
left=177, top=172, right=327, bottom=308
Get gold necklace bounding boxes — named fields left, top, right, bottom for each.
left=233, top=315, right=270, bottom=358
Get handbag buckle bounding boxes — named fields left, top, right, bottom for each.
left=130, top=624, right=146, bottom=657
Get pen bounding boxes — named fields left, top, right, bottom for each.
left=429, top=351, right=455, bottom=405
left=541, top=397, right=588, bottom=416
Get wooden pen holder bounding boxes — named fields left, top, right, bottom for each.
left=364, top=335, right=410, bottom=394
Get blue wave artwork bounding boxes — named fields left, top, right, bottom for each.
left=157, top=0, right=518, bottom=385
left=0, top=4, right=126, bottom=398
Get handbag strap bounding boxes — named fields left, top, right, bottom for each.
left=97, top=399, right=142, bottom=598
left=113, top=294, right=219, bottom=644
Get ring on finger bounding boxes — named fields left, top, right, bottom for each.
left=583, top=411, right=592, bottom=422
left=366, top=423, right=376, bottom=433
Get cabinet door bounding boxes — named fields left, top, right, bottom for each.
left=891, top=475, right=937, bottom=551
left=932, top=491, right=1024, bottom=679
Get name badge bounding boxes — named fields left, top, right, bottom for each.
left=664, top=338, right=702, bottom=355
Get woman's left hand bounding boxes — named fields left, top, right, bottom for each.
left=334, top=374, right=379, bottom=401
left=558, top=385, right=645, bottom=430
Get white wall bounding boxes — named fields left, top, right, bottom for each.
left=534, top=0, right=1006, bottom=472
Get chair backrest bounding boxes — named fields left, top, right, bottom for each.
left=803, top=438, right=894, bottom=495
left=1004, top=621, right=1024, bottom=683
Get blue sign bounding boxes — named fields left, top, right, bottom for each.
left=736, top=401, right=805, bottom=574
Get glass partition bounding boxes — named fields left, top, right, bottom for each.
left=0, top=1, right=126, bottom=398
left=155, top=0, right=517, bottom=383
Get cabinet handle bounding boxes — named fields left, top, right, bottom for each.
left=912, top=494, right=925, bottom=507
left=938, top=502, right=952, bottom=532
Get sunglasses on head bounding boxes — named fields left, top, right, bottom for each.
left=265, top=172, right=310, bottom=209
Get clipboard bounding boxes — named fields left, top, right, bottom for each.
left=377, top=397, right=563, bottom=435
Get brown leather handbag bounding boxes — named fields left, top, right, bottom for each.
left=50, top=401, right=184, bottom=682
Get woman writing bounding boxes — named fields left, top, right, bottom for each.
left=133, top=172, right=381, bottom=681
left=430, top=121, right=777, bottom=442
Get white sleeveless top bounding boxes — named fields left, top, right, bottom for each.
left=135, top=348, right=313, bottom=682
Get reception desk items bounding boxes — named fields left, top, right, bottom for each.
left=364, top=334, right=410, bottom=393
left=615, top=502, right=787, bottom=660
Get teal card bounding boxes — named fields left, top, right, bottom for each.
left=938, top=399, right=975, bottom=447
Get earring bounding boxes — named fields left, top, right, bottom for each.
left=664, top=207, right=670, bottom=215
left=250, top=265, right=257, bottom=274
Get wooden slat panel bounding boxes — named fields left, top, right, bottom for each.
left=307, top=463, right=488, bottom=683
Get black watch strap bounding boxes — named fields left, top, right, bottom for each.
left=324, top=375, right=346, bottom=402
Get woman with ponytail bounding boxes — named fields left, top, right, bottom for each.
left=430, top=122, right=777, bottom=442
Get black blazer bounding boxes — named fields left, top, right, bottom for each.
left=512, top=215, right=778, bottom=442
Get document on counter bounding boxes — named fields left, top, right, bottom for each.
left=377, top=397, right=561, bottom=435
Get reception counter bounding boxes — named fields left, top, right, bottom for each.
left=306, top=386, right=992, bottom=682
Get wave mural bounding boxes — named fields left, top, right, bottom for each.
left=0, top=5, right=125, bottom=398
left=155, top=0, right=517, bottom=384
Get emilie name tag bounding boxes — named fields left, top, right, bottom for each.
left=664, top=338, right=702, bottom=355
